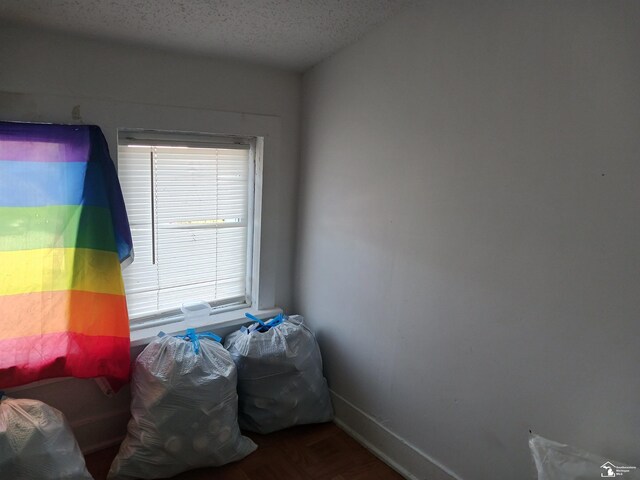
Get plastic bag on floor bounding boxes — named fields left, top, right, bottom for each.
left=0, top=395, right=92, bottom=480
left=529, top=433, right=640, bottom=480
left=108, top=330, right=256, bottom=480
left=224, top=314, right=333, bottom=434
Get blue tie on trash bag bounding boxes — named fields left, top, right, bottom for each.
left=173, top=329, right=222, bottom=354
left=244, top=313, right=285, bottom=333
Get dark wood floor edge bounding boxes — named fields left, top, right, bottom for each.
left=333, top=418, right=413, bottom=480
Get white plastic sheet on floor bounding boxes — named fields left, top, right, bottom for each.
left=0, top=395, right=93, bottom=480
left=108, top=331, right=256, bottom=480
left=224, top=314, right=333, bottom=434
left=529, top=433, right=640, bottom=480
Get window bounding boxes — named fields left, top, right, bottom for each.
left=117, top=130, right=256, bottom=326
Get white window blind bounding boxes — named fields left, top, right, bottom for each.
left=118, top=137, right=251, bottom=321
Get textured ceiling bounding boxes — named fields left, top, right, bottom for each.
left=0, top=0, right=412, bottom=71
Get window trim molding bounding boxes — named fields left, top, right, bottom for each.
left=129, top=306, right=282, bottom=348
left=248, top=136, right=264, bottom=309
left=108, top=102, right=279, bottom=313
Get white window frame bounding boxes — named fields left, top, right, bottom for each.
left=117, top=129, right=262, bottom=331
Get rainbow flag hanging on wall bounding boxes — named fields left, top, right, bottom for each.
left=0, top=122, right=133, bottom=389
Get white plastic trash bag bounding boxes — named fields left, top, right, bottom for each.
left=0, top=395, right=93, bottom=480
left=530, top=433, right=639, bottom=480
left=108, top=330, right=256, bottom=479
left=224, top=314, right=333, bottom=434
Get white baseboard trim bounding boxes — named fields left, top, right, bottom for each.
left=81, top=435, right=126, bottom=455
left=330, top=390, right=462, bottom=480
left=70, top=408, right=131, bottom=454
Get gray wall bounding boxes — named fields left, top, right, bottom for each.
left=295, top=1, right=640, bottom=478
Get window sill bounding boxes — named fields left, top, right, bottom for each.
left=129, top=306, right=283, bottom=347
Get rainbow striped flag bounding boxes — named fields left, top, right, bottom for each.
left=0, top=122, right=133, bottom=389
